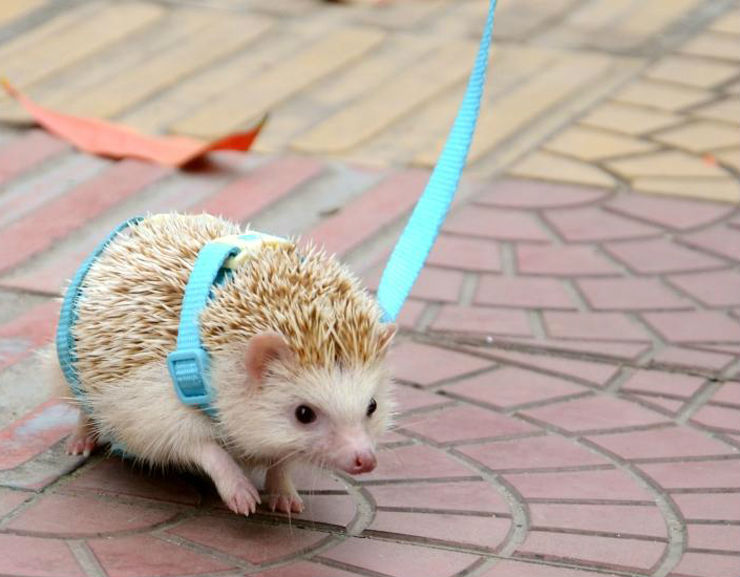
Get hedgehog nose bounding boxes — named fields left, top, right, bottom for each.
left=352, top=450, right=377, bottom=474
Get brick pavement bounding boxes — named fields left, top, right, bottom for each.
left=0, top=0, right=739, bottom=576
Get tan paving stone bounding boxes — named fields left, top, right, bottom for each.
left=613, top=79, right=710, bottom=112
left=652, top=121, right=739, bottom=153
left=680, top=32, right=740, bottom=62
left=645, top=55, right=738, bottom=88
left=545, top=126, right=658, bottom=160
left=606, top=150, right=729, bottom=178
left=691, top=97, right=740, bottom=124
left=618, top=0, right=703, bottom=38
left=714, top=147, right=740, bottom=171
left=173, top=26, right=385, bottom=139
left=0, top=0, right=46, bottom=25
left=508, top=151, right=615, bottom=188
left=632, top=177, right=740, bottom=203
left=581, top=102, right=681, bottom=135
left=726, top=80, right=740, bottom=95
left=710, top=9, right=740, bottom=34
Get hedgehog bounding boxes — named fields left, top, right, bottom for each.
left=51, top=213, right=397, bottom=515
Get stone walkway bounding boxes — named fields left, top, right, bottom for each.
left=0, top=0, right=739, bottom=576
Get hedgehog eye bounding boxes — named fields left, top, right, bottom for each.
left=366, top=398, right=377, bottom=417
left=295, top=405, right=317, bottom=425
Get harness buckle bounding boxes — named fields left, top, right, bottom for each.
left=167, top=348, right=212, bottom=407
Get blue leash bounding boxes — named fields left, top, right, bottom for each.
left=376, top=0, right=497, bottom=322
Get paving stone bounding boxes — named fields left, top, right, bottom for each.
left=475, top=276, right=576, bottom=309
left=263, top=492, right=356, bottom=528
left=545, top=126, right=658, bottom=160
left=670, top=552, right=740, bottom=577
left=673, top=492, right=740, bottom=521
left=252, top=562, right=362, bottom=577
left=480, top=559, right=621, bottom=576
left=362, top=444, right=473, bottom=482
left=393, top=383, right=451, bottom=414
left=686, top=523, right=740, bottom=552
left=577, top=278, right=693, bottom=311
left=486, top=350, right=620, bottom=386
left=620, top=370, right=706, bottom=398
left=580, top=102, right=680, bottom=135
left=691, top=404, right=740, bottom=433
left=588, top=426, right=736, bottom=459
left=710, top=9, right=740, bottom=34
left=430, top=305, right=532, bottom=337
left=0, top=131, right=68, bottom=188
left=545, top=207, right=659, bottom=242
left=444, top=366, right=586, bottom=409
left=426, top=234, right=501, bottom=272
left=516, top=245, right=620, bottom=276
left=0, top=300, right=59, bottom=373
left=630, top=394, right=685, bottom=415
left=543, top=311, right=650, bottom=342
left=680, top=32, right=740, bottom=62
left=682, top=226, right=740, bottom=262
left=0, top=534, right=84, bottom=577
left=605, top=193, right=733, bottom=231
left=669, top=270, right=740, bottom=307
left=444, top=205, right=552, bottom=242
left=639, top=459, right=740, bottom=489
left=691, top=97, right=740, bottom=124
left=476, top=179, right=608, bottom=209
left=613, top=80, right=710, bottom=112
left=643, top=311, right=740, bottom=343
left=387, top=342, right=492, bottom=386
left=715, top=147, right=740, bottom=172
left=645, top=56, right=739, bottom=89
left=504, top=468, right=653, bottom=501
left=607, top=150, right=727, bottom=179
left=507, top=151, right=615, bottom=188
left=711, top=383, right=740, bottom=405
left=605, top=238, right=726, bottom=274
left=528, top=502, right=667, bottom=538
left=368, top=480, right=509, bottom=514
left=631, top=177, right=740, bottom=203
left=653, top=121, right=739, bottom=154
left=0, top=486, right=31, bottom=517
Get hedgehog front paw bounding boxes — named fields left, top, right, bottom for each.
left=267, top=490, right=304, bottom=514
left=66, top=415, right=98, bottom=457
left=223, top=475, right=261, bottom=516
left=264, top=463, right=303, bottom=514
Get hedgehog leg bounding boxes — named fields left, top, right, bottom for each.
left=66, top=412, right=98, bottom=457
left=265, top=462, right=304, bottom=514
left=193, top=442, right=261, bottom=516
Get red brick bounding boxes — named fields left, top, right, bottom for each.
left=652, top=346, right=733, bottom=371
left=486, top=350, right=619, bottom=386
left=0, top=130, right=68, bottom=187
left=477, top=179, right=608, bottom=209
left=643, top=311, right=740, bottom=343
left=369, top=510, right=510, bottom=548
left=504, top=469, right=653, bottom=501
left=673, top=492, right=740, bottom=520
left=0, top=400, right=78, bottom=471
left=682, top=226, right=740, bottom=262
left=426, top=234, right=501, bottom=271
left=517, top=531, right=664, bottom=571
left=89, top=534, right=231, bottom=577
left=639, top=459, right=740, bottom=489
left=321, top=537, right=480, bottom=577
left=388, top=342, right=492, bottom=386
left=543, top=311, right=650, bottom=342
left=577, top=278, right=692, bottom=310
left=308, top=169, right=428, bottom=256
left=669, top=270, right=740, bottom=307
left=606, top=238, right=725, bottom=274
left=621, top=370, right=705, bottom=398
left=407, top=267, right=464, bottom=302
left=402, top=405, right=535, bottom=443
left=444, top=366, right=586, bottom=409
left=687, top=524, right=740, bottom=552
left=195, top=156, right=323, bottom=222
left=459, top=435, right=607, bottom=471
left=0, top=534, right=83, bottom=577
left=368, top=480, right=509, bottom=514
left=670, top=552, right=740, bottom=577
left=252, top=562, right=362, bottom=577
left=430, top=305, right=532, bottom=336
left=523, top=396, right=668, bottom=432
left=0, top=487, right=31, bottom=517
left=475, top=276, right=576, bottom=309
left=589, top=426, right=734, bottom=459
left=394, top=383, right=451, bottom=413
left=606, top=194, right=732, bottom=231
left=7, top=493, right=176, bottom=536
left=444, top=206, right=551, bottom=242
left=692, top=404, right=740, bottom=433
left=0, top=160, right=169, bottom=274
left=0, top=300, right=59, bottom=372
left=362, top=444, right=473, bottom=482
left=529, top=502, right=667, bottom=538
left=545, top=207, right=659, bottom=242
left=517, top=245, right=619, bottom=276
left=481, top=559, right=619, bottom=576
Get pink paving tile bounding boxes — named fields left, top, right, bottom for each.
left=605, top=238, right=726, bottom=274
left=89, top=534, right=231, bottom=577
left=652, top=346, right=733, bottom=371
left=0, top=130, right=68, bottom=187
left=401, top=405, right=535, bottom=443
left=0, top=400, right=78, bottom=471
left=0, top=534, right=83, bottom=577
left=395, top=298, right=426, bottom=330
left=0, top=300, right=59, bottom=372
left=588, top=426, right=735, bottom=459
left=577, top=278, right=693, bottom=311
left=426, top=234, right=501, bottom=272
left=459, top=435, right=607, bottom=471
left=545, top=207, right=659, bottom=242
left=504, top=468, right=653, bottom=501
left=477, top=179, right=609, bottom=209
left=487, top=350, right=619, bottom=386
left=387, top=342, right=492, bottom=386
left=686, top=524, right=740, bottom=552
left=263, top=492, right=356, bottom=527
left=443, top=366, right=586, bottom=409
left=712, top=383, right=740, bottom=405
left=287, top=465, right=346, bottom=492
left=368, top=480, right=510, bottom=514
left=369, top=510, right=511, bottom=548
left=475, top=276, right=576, bottom=309
left=643, top=311, right=740, bottom=343
left=362, top=444, right=473, bottom=481
left=529, top=502, right=666, bottom=538
left=517, top=531, right=665, bottom=571
left=606, top=194, right=732, bottom=231
left=673, top=492, right=740, bottom=521
left=669, top=269, right=740, bottom=307
left=639, top=459, right=740, bottom=489
left=444, top=206, right=551, bottom=242
left=405, top=267, right=464, bottom=302
left=485, top=337, right=648, bottom=359
left=320, top=537, right=480, bottom=577
left=252, top=562, right=362, bottom=577
left=670, top=552, right=740, bottom=577
left=543, top=311, right=651, bottom=342
left=682, top=226, right=740, bottom=263
left=307, top=169, right=428, bottom=257
left=393, top=383, right=451, bottom=413
left=621, top=370, right=705, bottom=398
left=195, top=156, right=323, bottom=222
left=169, top=516, right=325, bottom=564
left=7, top=493, right=176, bottom=536
left=691, top=404, right=740, bottom=433
left=523, top=395, right=668, bottom=432
left=481, top=559, right=620, bottom=576
left=630, top=394, right=685, bottom=414
left=0, top=487, right=31, bottom=517
left=430, top=305, right=532, bottom=336
left=516, top=245, right=619, bottom=276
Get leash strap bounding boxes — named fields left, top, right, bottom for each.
left=376, top=0, right=497, bottom=322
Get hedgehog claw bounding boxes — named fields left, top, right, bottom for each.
left=66, top=415, right=98, bottom=457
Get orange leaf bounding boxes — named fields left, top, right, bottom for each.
left=1, top=79, right=266, bottom=167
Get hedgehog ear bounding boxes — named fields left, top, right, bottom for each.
left=245, top=332, right=293, bottom=385
left=378, top=323, right=397, bottom=354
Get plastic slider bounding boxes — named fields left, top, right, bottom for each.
left=167, top=348, right=212, bottom=406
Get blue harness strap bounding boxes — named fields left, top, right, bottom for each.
left=376, top=0, right=497, bottom=322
